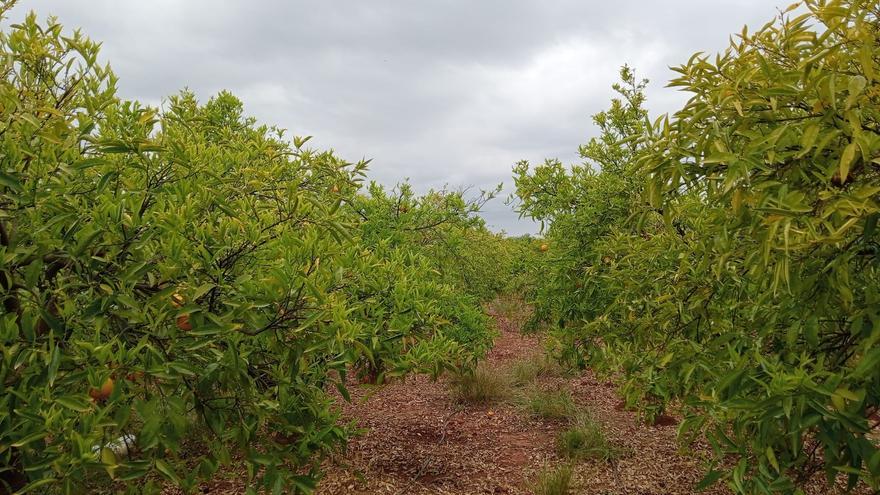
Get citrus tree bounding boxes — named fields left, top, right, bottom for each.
left=0, top=10, right=502, bottom=494
left=343, top=182, right=505, bottom=382
left=512, top=66, right=650, bottom=340
left=638, top=1, right=880, bottom=491
left=515, top=2, right=880, bottom=493
left=0, top=13, right=366, bottom=492
left=354, top=181, right=511, bottom=300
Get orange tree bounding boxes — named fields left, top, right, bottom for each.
left=512, top=65, right=649, bottom=341
left=499, top=234, right=542, bottom=300
left=638, top=1, right=880, bottom=491
left=0, top=11, right=500, bottom=495
left=354, top=181, right=511, bottom=300
left=514, top=2, right=880, bottom=493
left=343, top=182, right=506, bottom=381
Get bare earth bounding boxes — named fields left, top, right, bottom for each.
left=164, top=302, right=873, bottom=494
left=316, top=305, right=728, bottom=495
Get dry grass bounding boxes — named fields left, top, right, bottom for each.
left=531, top=463, right=574, bottom=495
left=508, top=353, right=559, bottom=386
left=557, top=411, right=623, bottom=461
left=449, top=365, right=510, bottom=404
left=517, top=385, right=576, bottom=420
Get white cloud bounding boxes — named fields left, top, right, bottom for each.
left=5, top=0, right=785, bottom=235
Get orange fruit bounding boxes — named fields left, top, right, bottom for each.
left=331, top=185, right=340, bottom=193
left=539, top=243, right=549, bottom=252
left=176, top=314, right=192, bottom=331
left=89, top=377, right=114, bottom=402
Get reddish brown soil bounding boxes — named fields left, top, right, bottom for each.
left=316, top=305, right=723, bottom=495
left=318, top=322, right=557, bottom=494
left=164, top=301, right=874, bottom=494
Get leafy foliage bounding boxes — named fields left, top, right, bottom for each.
left=353, top=181, right=511, bottom=300
left=341, top=181, right=506, bottom=382
left=514, top=2, right=880, bottom=493
left=639, top=2, right=880, bottom=491
left=0, top=12, right=501, bottom=494
left=512, top=65, right=649, bottom=343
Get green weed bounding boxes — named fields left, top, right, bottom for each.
left=518, top=386, right=576, bottom=420
left=531, top=463, right=573, bottom=495
left=449, top=365, right=510, bottom=404
left=508, top=353, right=559, bottom=386
left=557, top=412, right=622, bottom=461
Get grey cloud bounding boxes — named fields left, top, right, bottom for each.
left=8, top=0, right=786, bottom=234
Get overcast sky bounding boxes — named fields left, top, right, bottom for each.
left=8, top=1, right=785, bottom=235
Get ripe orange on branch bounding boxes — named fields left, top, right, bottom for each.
left=89, top=377, right=114, bottom=402
left=176, top=314, right=192, bottom=331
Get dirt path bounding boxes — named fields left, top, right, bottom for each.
left=163, top=300, right=869, bottom=494
left=316, top=303, right=728, bottom=495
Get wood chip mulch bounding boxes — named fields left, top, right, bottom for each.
left=316, top=302, right=874, bottom=495
left=163, top=300, right=875, bottom=494
left=317, top=311, right=560, bottom=495
left=317, top=302, right=720, bottom=495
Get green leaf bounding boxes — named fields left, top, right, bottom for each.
left=101, top=447, right=118, bottom=478
left=155, top=459, right=180, bottom=485
left=15, top=477, right=58, bottom=494
left=46, top=345, right=61, bottom=386
left=191, top=283, right=215, bottom=301
left=335, top=381, right=351, bottom=402
left=845, top=75, right=867, bottom=109
left=864, top=213, right=878, bottom=241
left=0, top=171, right=23, bottom=192
left=10, top=431, right=48, bottom=448
left=839, top=142, right=856, bottom=183
left=695, top=469, right=723, bottom=491
left=766, top=446, right=780, bottom=473
left=72, top=157, right=106, bottom=170
left=798, top=124, right=820, bottom=155
left=805, top=316, right=819, bottom=347
left=55, top=396, right=92, bottom=413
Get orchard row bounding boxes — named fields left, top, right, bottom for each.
left=514, top=1, right=880, bottom=493
left=0, top=12, right=522, bottom=494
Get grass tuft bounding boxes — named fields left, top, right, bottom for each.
left=557, top=411, right=622, bottom=461
left=449, top=365, right=510, bottom=404
left=508, top=353, right=559, bottom=386
left=518, top=385, right=576, bottom=420
left=531, top=463, right=573, bottom=495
